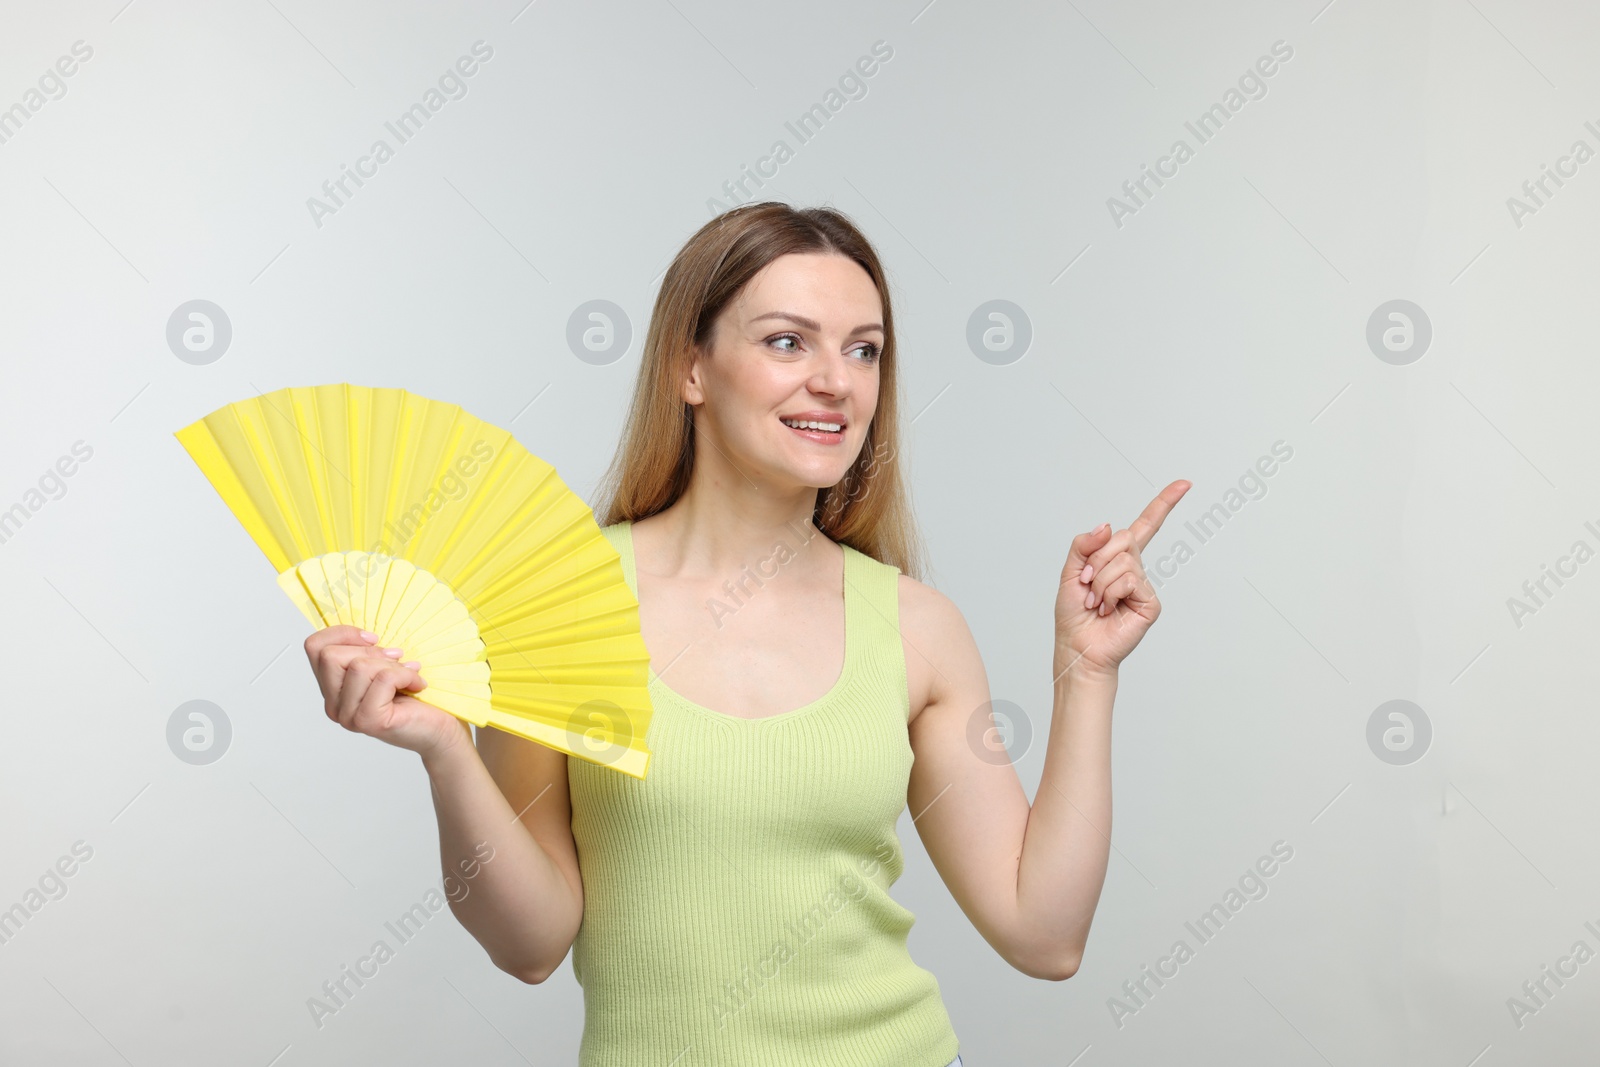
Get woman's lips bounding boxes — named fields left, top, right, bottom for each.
left=781, top=418, right=844, bottom=444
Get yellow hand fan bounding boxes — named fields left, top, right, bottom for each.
left=174, top=383, right=653, bottom=778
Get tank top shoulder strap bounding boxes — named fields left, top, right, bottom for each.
left=599, top=521, right=635, bottom=596
left=841, top=540, right=912, bottom=724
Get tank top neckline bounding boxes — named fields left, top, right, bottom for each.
left=614, top=518, right=864, bottom=726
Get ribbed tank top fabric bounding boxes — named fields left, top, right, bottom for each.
left=565, top=521, right=961, bottom=1067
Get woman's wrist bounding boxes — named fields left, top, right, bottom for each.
left=419, top=719, right=476, bottom=778
left=1052, top=644, right=1119, bottom=686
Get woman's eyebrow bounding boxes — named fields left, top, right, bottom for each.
left=750, top=310, right=884, bottom=337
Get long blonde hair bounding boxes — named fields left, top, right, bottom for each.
left=594, top=202, right=926, bottom=580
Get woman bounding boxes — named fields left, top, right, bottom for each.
left=303, top=202, right=1189, bottom=1065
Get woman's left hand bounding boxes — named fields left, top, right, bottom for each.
left=1054, top=480, right=1191, bottom=679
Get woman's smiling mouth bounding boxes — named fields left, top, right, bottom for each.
left=779, top=412, right=846, bottom=443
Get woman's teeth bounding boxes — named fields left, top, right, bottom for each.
left=781, top=418, right=842, bottom=432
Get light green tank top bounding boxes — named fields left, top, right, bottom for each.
left=566, top=520, right=961, bottom=1066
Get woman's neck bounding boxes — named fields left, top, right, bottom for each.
left=634, top=486, right=831, bottom=581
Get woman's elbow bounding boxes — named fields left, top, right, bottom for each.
left=496, top=952, right=557, bottom=985
left=515, top=962, right=554, bottom=985
left=1009, top=943, right=1082, bottom=981
left=1046, top=950, right=1082, bottom=981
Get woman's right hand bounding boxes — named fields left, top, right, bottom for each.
left=303, top=626, right=464, bottom=757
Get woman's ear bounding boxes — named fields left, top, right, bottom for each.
left=681, top=342, right=708, bottom=405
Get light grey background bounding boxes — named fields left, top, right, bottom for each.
left=1, top=0, right=1595, bottom=1063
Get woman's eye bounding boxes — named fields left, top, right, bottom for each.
left=767, top=334, right=878, bottom=361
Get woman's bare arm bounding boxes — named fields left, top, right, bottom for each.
left=303, top=626, right=586, bottom=983
left=904, top=482, right=1187, bottom=981
left=423, top=721, right=584, bottom=983
left=904, top=580, right=1110, bottom=982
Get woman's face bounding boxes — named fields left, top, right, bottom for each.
left=684, top=251, right=884, bottom=495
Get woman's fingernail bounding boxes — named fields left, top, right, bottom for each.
left=359, top=630, right=378, bottom=642
left=1082, top=564, right=1094, bottom=583
left=383, top=647, right=403, bottom=658
left=403, top=660, right=420, bottom=669
left=1085, top=589, right=1097, bottom=609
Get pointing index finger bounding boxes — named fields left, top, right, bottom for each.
left=1128, top=479, right=1192, bottom=551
